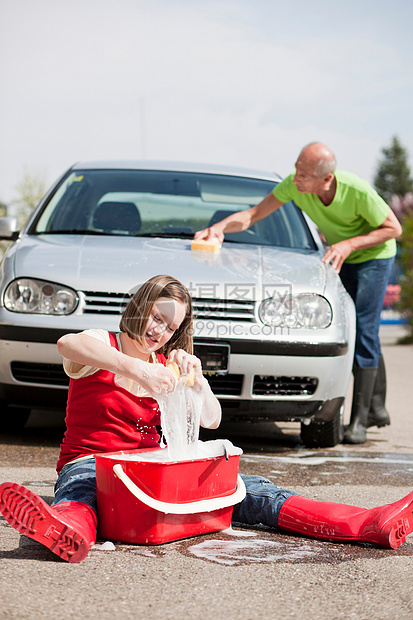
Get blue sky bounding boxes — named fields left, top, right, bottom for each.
left=1, top=0, right=412, bottom=203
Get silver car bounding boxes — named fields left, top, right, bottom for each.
left=0, top=162, right=355, bottom=447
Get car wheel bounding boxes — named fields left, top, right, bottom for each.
left=0, top=405, right=31, bottom=433
left=300, top=405, right=344, bottom=448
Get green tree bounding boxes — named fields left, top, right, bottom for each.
left=10, top=171, right=48, bottom=229
left=399, top=208, right=413, bottom=342
left=0, top=172, right=47, bottom=262
left=0, top=201, right=9, bottom=261
left=374, top=138, right=413, bottom=341
left=374, top=136, right=413, bottom=204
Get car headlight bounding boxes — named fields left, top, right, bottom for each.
left=258, top=294, right=332, bottom=329
left=4, top=278, right=78, bottom=315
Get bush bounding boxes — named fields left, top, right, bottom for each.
left=399, top=208, right=413, bottom=341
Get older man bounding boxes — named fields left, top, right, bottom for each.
left=194, top=142, right=402, bottom=444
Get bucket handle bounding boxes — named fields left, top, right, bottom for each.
left=113, top=463, right=246, bottom=515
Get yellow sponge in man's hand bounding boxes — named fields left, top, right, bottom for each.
left=191, top=238, right=221, bottom=253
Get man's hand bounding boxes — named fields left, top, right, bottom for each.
left=193, top=193, right=284, bottom=244
left=322, top=240, right=353, bottom=272
left=193, top=225, right=224, bottom=243
left=322, top=210, right=402, bottom=273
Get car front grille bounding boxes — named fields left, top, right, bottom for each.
left=205, top=374, right=243, bottom=396
left=192, top=298, right=255, bottom=322
left=10, top=362, right=317, bottom=399
left=253, top=375, right=318, bottom=396
left=10, top=362, right=244, bottom=396
left=82, top=291, right=256, bottom=321
left=11, top=362, right=69, bottom=387
left=83, top=291, right=130, bottom=315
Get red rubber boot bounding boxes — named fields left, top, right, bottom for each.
left=278, top=491, right=413, bottom=549
left=0, top=482, right=97, bottom=563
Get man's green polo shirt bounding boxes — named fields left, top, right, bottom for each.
left=272, top=170, right=396, bottom=264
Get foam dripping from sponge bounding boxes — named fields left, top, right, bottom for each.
left=157, top=380, right=203, bottom=460
left=158, top=363, right=224, bottom=460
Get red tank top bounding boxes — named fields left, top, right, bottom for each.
left=56, top=332, right=164, bottom=472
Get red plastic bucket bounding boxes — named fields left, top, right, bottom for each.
left=95, top=441, right=245, bottom=545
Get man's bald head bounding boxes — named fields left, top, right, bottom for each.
left=298, top=142, right=337, bottom=178
left=293, top=142, right=337, bottom=199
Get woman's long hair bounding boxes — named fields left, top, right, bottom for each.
left=119, top=275, right=193, bottom=356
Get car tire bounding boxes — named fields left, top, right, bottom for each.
left=0, top=405, right=31, bottom=433
left=300, top=405, right=344, bottom=448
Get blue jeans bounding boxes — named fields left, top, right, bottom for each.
left=339, top=257, right=394, bottom=367
left=53, top=458, right=98, bottom=514
left=53, top=461, right=295, bottom=529
left=233, top=474, right=296, bottom=529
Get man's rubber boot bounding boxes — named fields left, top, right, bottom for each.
left=367, top=355, right=391, bottom=428
left=343, top=365, right=378, bottom=444
left=0, top=482, right=97, bottom=563
left=278, top=491, right=413, bottom=548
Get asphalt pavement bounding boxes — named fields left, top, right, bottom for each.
left=0, top=324, right=412, bottom=620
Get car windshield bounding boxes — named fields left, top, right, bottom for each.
left=32, top=169, right=316, bottom=249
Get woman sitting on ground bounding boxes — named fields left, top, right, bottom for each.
left=0, top=274, right=412, bottom=563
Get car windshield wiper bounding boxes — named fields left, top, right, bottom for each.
left=136, top=233, right=251, bottom=242
left=38, top=230, right=271, bottom=245
left=39, top=229, right=111, bottom=235
left=137, top=233, right=263, bottom=245
left=135, top=232, right=195, bottom=239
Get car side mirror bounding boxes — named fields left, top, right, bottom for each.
left=0, top=217, right=19, bottom=241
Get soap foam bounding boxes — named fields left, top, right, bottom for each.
left=188, top=538, right=324, bottom=566
left=156, top=380, right=204, bottom=460
left=112, top=439, right=242, bottom=462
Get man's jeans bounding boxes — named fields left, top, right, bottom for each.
left=54, top=460, right=296, bottom=529
left=339, top=257, right=395, bottom=367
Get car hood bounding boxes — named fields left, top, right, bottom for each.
left=12, top=235, right=327, bottom=298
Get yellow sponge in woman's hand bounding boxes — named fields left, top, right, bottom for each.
left=166, top=361, right=195, bottom=386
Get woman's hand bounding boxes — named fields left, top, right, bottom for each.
left=134, top=361, right=177, bottom=398
left=167, top=349, right=221, bottom=428
left=167, top=349, right=203, bottom=388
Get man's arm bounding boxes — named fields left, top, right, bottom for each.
left=193, top=192, right=284, bottom=243
left=322, top=209, right=403, bottom=272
